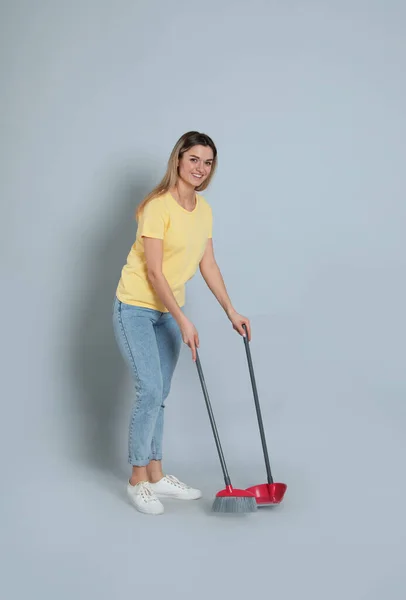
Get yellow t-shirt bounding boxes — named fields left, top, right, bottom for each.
left=116, top=191, right=213, bottom=311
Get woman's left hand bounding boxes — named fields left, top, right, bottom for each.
left=227, top=310, right=251, bottom=341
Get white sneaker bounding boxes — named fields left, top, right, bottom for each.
left=149, top=475, right=202, bottom=500
left=126, top=481, right=164, bottom=515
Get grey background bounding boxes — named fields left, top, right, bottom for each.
left=2, top=0, right=405, bottom=598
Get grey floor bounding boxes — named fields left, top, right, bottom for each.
left=3, top=352, right=405, bottom=600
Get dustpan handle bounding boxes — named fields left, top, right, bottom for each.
left=195, top=351, right=232, bottom=488
left=242, top=324, right=274, bottom=485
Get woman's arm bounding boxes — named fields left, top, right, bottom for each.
left=199, top=239, right=251, bottom=340
left=143, top=237, right=200, bottom=360
left=143, top=237, right=185, bottom=324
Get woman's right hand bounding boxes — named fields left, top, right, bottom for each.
left=179, top=317, right=200, bottom=361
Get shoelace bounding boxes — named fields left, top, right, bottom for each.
left=165, top=475, right=190, bottom=489
left=137, top=482, right=159, bottom=503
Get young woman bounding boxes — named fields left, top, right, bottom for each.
left=112, top=131, right=251, bottom=515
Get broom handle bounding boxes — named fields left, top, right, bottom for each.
left=242, top=324, right=274, bottom=485
left=195, top=351, right=232, bottom=488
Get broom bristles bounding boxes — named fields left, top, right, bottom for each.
left=212, top=495, right=257, bottom=513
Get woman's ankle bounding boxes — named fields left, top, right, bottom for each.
left=129, top=466, right=148, bottom=486
left=147, top=460, right=164, bottom=483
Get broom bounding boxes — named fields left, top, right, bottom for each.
left=195, top=351, right=257, bottom=514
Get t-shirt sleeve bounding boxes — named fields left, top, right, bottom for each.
left=208, top=205, right=213, bottom=238
left=138, top=198, right=167, bottom=239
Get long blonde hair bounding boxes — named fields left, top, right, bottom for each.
left=135, top=131, right=218, bottom=220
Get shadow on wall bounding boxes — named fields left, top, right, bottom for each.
left=69, top=165, right=156, bottom=479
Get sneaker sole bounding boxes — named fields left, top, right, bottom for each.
left=154, top=492, right=202, bottom=501
left=129, top=501, right=164, bottom=515
left=127, top=494, right=165, bottom=515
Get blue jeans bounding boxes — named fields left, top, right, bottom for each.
left=112, top=297, right=182, bottom=466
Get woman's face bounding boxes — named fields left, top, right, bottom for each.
left=178, top=145, right=214, bottom=187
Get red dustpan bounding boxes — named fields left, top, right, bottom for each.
left=242, top=325, right=287, bottom=506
